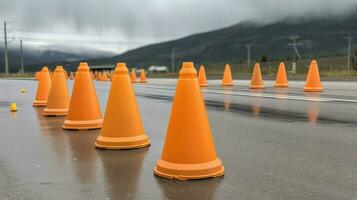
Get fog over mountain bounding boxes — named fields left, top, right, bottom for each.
left=1, top=0, right=357, bottom=53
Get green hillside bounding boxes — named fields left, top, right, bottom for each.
left=89, top=13, right=357, bottom=70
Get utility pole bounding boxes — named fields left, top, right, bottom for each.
left=344, top=36, right=351, bottom=72
left=246, top=44, right=251, bottom=69
left=3, top=21, right=9, bottom=78
left=2, top=21, right=13, bottom=78
left=288, top=35, right=302, bottom=60
left=20, top=39, right=24, bottom=74
left=288, top=35, right=302, bottom=74
left=171, top=48, right=175, bottom=72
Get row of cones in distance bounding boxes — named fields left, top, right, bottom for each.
left=35, top=68, right=147, bottom=83
left=198, top=60, right=323, bottom=92
left=33, top=62, right=223, bottom=180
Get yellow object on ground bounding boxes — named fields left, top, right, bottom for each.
left=10, top=103, right=17, bottom=112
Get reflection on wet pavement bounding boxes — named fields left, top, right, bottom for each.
left=98, top=148, right=148, bottom=199
left=306, top=94, right=321, bottom=124
left=222, top=88, right=232, bottom=112
left=156, top=176, right=223, bottom=200
left=252, top=97, right=261, bottom=116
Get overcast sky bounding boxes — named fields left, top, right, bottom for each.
left=1, top=0, right=357, bottom=54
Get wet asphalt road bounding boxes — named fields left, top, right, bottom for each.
left=0, top=79, right=357, bottom=200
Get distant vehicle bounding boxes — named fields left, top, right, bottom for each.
left=148, top=65, right=169, bottom=73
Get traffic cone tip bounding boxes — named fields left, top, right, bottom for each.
left=78, top=62, right=89, bottom=71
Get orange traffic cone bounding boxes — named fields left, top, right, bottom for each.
left=109, top=70, right=114, bottom=81
left=43, top=66, right=70, bottom=116
left=95, top=63, right=150, bottom=149
left=101, top=72, right=109, bottom=82
left=63, top=62, right=103, bottom=130
left=304, top=60, right=323, bottom=92
left=250, top=63, right=264, bottom=89
left=69, top=72, right=75, bottom=80
left=274, top=62, right=288, bottom=88
left=154, top=62, right=224, bottom=180
left=34, top=71, right=41, bottom=80
left=198, top=65, right=208, bottom=87
left=130, top=69, right=137, bottom=83
left=221, top=64, right=233, bottom=86
left=64, top=70, right=68, bottom=80
left=139, top=69, right=147, bottom=83
left=91, top=71, right=95, bottom=80
left=96, top=71, right=102, bottom=81
left=33, top=67, right=52, bottom=107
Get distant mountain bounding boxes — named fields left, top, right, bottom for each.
left=90, top=11, right=357, bottom=69
left=0, top=47, right=115, bottom=72
left=4, top=11, right=357, bottom=73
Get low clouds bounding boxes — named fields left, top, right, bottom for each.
left=1, top=0, right=357, bottom=53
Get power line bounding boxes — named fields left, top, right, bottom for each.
left=0, top=28, right=173, bottom=48
left=8, top=36, right=146, bottom=45
left=10, top=28, right=176, bottom=39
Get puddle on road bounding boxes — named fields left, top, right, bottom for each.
left=138, top=93, right=355, bottom=125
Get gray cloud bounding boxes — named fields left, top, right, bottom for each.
left=1, top=0, right=357, bottom=53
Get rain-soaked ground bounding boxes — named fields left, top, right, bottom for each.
left=0, top=79, right=357, bottom=200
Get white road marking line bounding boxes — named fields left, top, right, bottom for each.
left=206, top=89, right=330, bottom=102
left=135, top=85, right=357, bottom=103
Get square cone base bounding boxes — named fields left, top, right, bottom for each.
left=304, top=87, right=323, bottom=92
left=249, top=85, right=264, bottom=89
left=154, top=158, right=224, bottom=180
left=274, top=83, right=288, bottom=88
left=63, top=119, right=103, bottom=130
left=221, top=83, right=233, bottom=86
left=95, top=134, right=150, bottom=150
left=33, top=100, right=47, bottom=107
left=43, top=108, right=68, bottom=116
